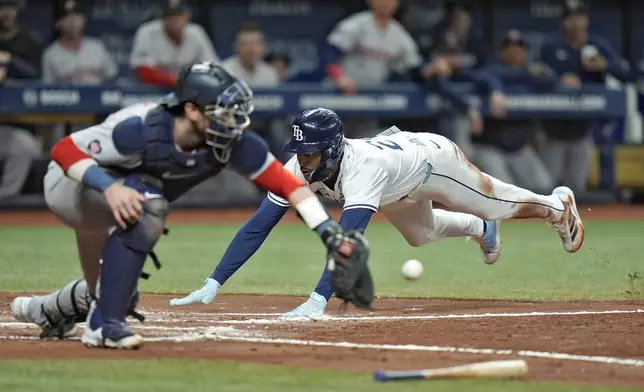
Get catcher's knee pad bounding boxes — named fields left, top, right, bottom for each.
left=113, top=197, right=169, bottom=255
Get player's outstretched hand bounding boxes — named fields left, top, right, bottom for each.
left=104, top=183, right=147, bottom=229
left=319, top=222, right=374, bottom=309
left=169, top=278, right=221, bottom=306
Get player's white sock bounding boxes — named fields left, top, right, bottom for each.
left=546, top=194, right=565, bottom=222
left=432, top=210, right=484, bottom=238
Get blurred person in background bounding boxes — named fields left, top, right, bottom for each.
left=537, top=0, right=632, bottom=195
left=221, top=22, right=278, bottom=86
left=222, top=22, right=286, bottom=162
left=429, top=1, right=486, bottom=70
left=42, top=0, right=117, bottom=85
left=0, top=0, right=40, bottom=80
left=420, top=1, right=506, bottom=157
left=130, top=0, right=218, bottom=88
left=264, top=50, right=294, bottom=161
left=265, top=51, right=291, bottom=83
left=0, top=0, right=41, bottom=201
left=474, top=30, right=556, bottom=192
left=325, top=0, right=422, bottom=137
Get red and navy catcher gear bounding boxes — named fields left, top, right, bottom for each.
left=284, top=108, right=344, bottom=183
left=161, top=62, right=254, bottom=163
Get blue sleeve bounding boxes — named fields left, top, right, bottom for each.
left=487, top=64, right=558, bottom=91
left=429, top=76, right=471, bottom=112
left=210, top=197, right=288, bottom=284
left=528, top=69, right=559, bottom=91
left=81, top=166, right=117, bottom=192
left=313, top=208, right=373, bottom=301
left=112, top=117, right=147, bottom=154
left=462, top=68, right=503, bottom=94
left=8, top=54, right=40, bottom=78
left=538, top=39, right=565, bottom=76
left=324, top=43, right=344, bottom=65
left=486, top=64, right=527, bottom=85
left=595, top=38, right=632, bottom=82
left=229, top=131, right=271, bottom=176
left=470, top=37, right=488, bottom=68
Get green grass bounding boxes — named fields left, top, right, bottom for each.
left=0, top=360, right=640, bottom=392
left=1, top=221, right=642, bottom=391
left=0, top=221, right=642, bottom=301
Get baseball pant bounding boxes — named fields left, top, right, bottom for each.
left=0, top=126, right=41, bottom=200
left=398, top=134, right=564, bottom=242
left=541, top=135, right=593, bottom=195
left=475, top=144, right=554, bottom=193
left=21, top=161, right=143, bottom=330
left=439, top=114, right=473, bottom=158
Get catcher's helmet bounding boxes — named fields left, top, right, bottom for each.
left=162, top=62, right=254, bottom=163
left=284, top=107, right=344, bottom=182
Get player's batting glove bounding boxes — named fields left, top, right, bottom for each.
left=169, top=278, right=221, bottom=306
left=319, top=221, right=374, bottom=309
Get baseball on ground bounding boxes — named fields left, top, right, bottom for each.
left=402, top=259, right=423, bottom=280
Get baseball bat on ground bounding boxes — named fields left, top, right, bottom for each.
left=373, top=359, right=528, bottom=382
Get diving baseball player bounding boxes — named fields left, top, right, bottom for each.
left=171, top=108, right=585, bottom=319
left=10, top=64, right=372, bottom=348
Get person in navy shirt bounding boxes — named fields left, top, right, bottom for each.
left=537, top=1, right=631, bottom=195
left=419, top=1, right=507, bottom=158
left=475, top=30, right=556, bottom=193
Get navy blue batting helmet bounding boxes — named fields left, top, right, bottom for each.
left=162, top=62, right=254, bottom=163
left=284, top=107, right=344, bottom=182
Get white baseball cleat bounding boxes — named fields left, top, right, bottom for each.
left=81, top=301, right=143, bottom=350
left=552, top=186, right=585, bottom=253
left=11, top=296, right=79, bottom=340
left=282, top=292, right=327, bottom=320
left=81, top=326, right=143, bottom=349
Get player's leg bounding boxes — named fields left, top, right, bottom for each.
left=473, top=145, right=515, bottom=185
left=508, top=146, right=554, bottom=193
left=414, top=134, right=583, bottom=253
left=10, top=163, right=149, bottom=341
left=11, top=229, right=108, bottom=336
left=11, top=279, right=89, bottom=339
left=562, top=136, right=593, bottom=195
left=382, top=199, right=500, bottom=264
left=10, top=162, right=113, bottom=338
left=0, top=126, right=40, bottom=199
left=382, top=199, right=483, bottom=246
left=540, top=137, right=566, bottom=186
left=81, top=175, right=168, bottom=349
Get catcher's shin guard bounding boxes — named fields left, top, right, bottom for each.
left=96, top=192, right=168, bottom=328
left=11, top=279, right=90, bottom=339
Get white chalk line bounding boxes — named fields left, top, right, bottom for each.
left=207, top=333, right=644, bottom=368
left=1, top=320, right=643, bottom=369
left=85, top=308, right=644, bottom=324
left=1, top=308, right=643, bottom=328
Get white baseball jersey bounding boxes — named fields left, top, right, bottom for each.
left=221, top=56, right=279, bottom=87
left=327, top=11, right=422, bottom=86
left=130, top=20, right=219, bottom=76
left=268, top=128, right=430, bottom=212
left=66, top=102, right=159, bottom=169
left=42, top=37, right=118, bottom=84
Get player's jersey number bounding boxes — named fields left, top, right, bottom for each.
left=365, top=137, right=427, bottom=151
left=366, top=140, right=402, bottom=150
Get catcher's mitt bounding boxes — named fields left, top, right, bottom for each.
left=320, top=222, right=374, bottom=309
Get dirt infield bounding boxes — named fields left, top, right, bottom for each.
left=0, top=294, right=643, bottom=387
left=1, top=205, right=643, bottom=387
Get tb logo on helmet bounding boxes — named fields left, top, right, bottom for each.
left=292, top=125, right=304, bottom=141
